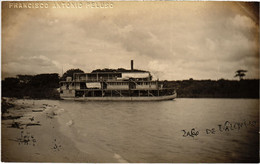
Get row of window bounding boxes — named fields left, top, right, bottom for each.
left=61, top=82, right=157, bottom=86
left=108, top=82, right=128, bottom=85
left=76, top=77, right=117, bottom=80
left=75, top=75, right=121, bottom=79
left=108, top=82, right=157, bottom=85
left=138, top=82, right=157, bottom=85
left=60, top=83, right=74, bottom=86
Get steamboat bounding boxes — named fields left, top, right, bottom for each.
left=59, top=60, right=177, bottom=101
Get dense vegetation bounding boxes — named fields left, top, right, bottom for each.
left=1, top=69, right=259, bottom=99
left=2, top=74, right=60, bottom=99
left=165, top=79, right=259, bottom=98
left=60, top=68, right=84, bottom=81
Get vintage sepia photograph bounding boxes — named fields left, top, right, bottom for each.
left=1, top=1, right=259, bottom=163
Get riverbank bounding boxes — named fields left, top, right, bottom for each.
left=1, top=98, right=94, bottom=162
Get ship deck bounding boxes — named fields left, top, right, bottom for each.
left=61, top=93, right=177, bottom=101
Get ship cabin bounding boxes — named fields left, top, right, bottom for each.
left=60, top=71, right=164, bottom=98
left=60, top=60, right=174, bottom=98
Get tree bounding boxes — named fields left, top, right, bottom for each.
left=2, top=77, right=20, bottom=89
left=30, top=73, right=59, bottom=88
left=17, top=75, right=33, bottom=84
left=61, top=68, right=84, bottom=81
left=234, top=70, right=247, bottom=80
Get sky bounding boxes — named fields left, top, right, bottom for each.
left=2, top=1, right=259, bottom=80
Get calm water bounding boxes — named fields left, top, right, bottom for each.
left=53, top=99, right=257, bottom=162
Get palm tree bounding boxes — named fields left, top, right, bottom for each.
left=234, top=70, right=247, bottom=80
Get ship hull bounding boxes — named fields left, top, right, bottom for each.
left=61, top=93, right=177, bottom=101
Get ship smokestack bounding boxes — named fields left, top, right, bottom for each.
left=131, top=60, right=134, bottom=71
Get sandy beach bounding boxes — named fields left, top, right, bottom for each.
left=1, top=98, right=94, bottom=162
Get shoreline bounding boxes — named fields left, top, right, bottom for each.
left=1, top=98, right=94, bottom=162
